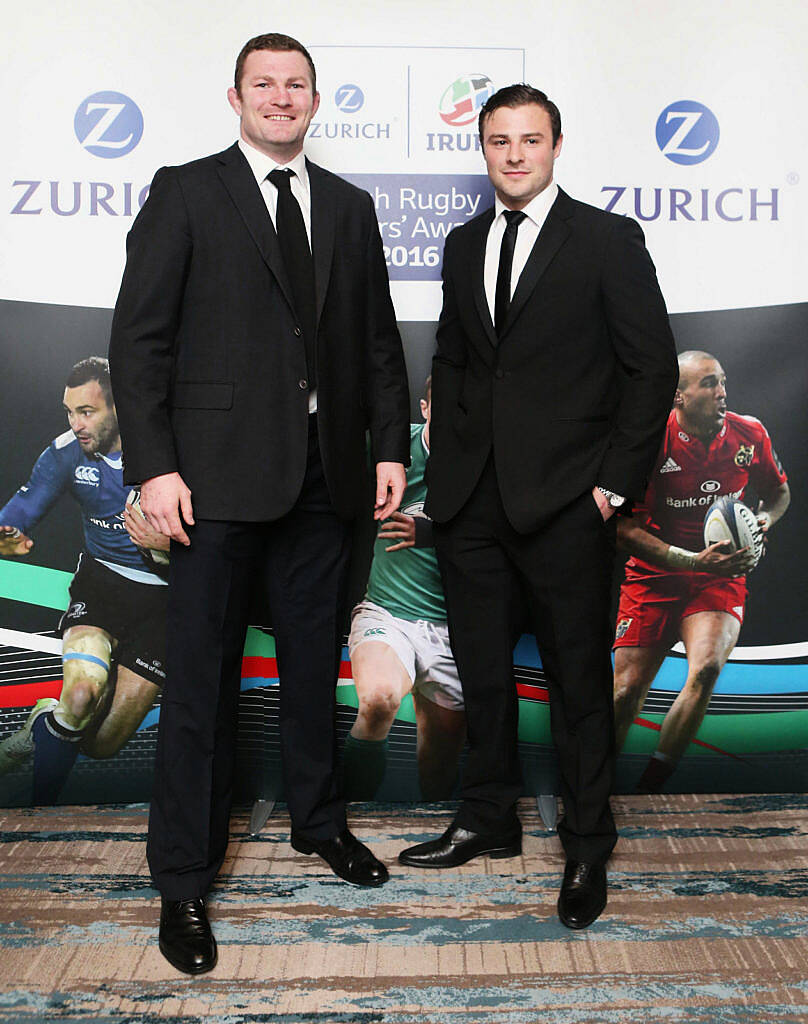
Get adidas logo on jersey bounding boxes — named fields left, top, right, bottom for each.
left=660, top=457, right=682, bottom=474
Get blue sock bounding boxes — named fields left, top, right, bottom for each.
left=31, top=712, right=82, bottom=805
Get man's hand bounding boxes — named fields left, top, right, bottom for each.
left=374, top=462, right=406, bottom=521
left=123, top=505, right=171, bottom=552
left=0, top=525, right=33, bottom=557
left=694, top=540, right=756, bottom=577
left=140, top=472, right=194, bottom=546
left=378, top=511, right=416, bottom=552
left=592, top=486, right=616, bottom=521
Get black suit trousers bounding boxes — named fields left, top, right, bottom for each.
left=434, top=456, right=618, bottom=865
left=147, top=418, right=352, bottom=899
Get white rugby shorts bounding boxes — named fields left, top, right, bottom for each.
left=348, top=600, right=464, bottom=711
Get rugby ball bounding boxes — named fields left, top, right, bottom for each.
left=126, top=488, right=170, bottom=570
left=703, top=497, right=764, bottom=568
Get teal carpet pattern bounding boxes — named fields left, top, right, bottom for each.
left=0, top=795, right=807, bottom=1022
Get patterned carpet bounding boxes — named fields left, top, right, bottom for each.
left=0, top=795, right=807, bottom=1023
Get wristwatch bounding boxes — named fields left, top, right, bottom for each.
left=596, top=487, right=626, bottom=509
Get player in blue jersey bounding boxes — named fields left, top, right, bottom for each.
left=344, top=378, right=467, bottom=800
left=0, top=357, right=170, bottom=803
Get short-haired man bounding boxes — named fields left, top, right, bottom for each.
left=109, top=33, right=409, bottom=973
left=613, top=350, right=790, bottom=791
left=399, top=85, right=678, bottom=929
left=0, top=357, right=169, bottom=800
left=345, top=378, right=466, bottom=802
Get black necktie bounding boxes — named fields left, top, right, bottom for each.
left=268, top=168, right=317, bottom=386
left=494, top=210, right=527, bottom=338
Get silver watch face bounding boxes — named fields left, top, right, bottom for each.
left=599, top=487, right=625, bottom=508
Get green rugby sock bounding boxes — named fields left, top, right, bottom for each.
left=342, top=733, right=388, bottom=801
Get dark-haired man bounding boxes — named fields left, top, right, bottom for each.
left=399, top=85, right=678, bottom=929
left=0, top=357, right=169, bottom=801
left=613, top=350, right=789, bottom=792
left=109, top=33, right=409, bottom=973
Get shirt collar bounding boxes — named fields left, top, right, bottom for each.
left=237, top=139, right=309, bottom=195
left=494, top=181, right=558, bottom=227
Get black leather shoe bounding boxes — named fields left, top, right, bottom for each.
left=158, top=897, right=217, bottom=974
left=557, top=860, right=607, bottom=929
left=291, top=827, right=389, bottom=887
left=398, top=822, right=522, bottom=868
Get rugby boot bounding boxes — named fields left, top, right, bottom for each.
left=0, top=698, right=59, bottom=775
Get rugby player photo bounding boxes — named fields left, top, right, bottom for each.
left=0, top=357, right=170, bottom=804
left=345, top=378, right=466, bottom=800
left=613, top=350, right=790, bottom=792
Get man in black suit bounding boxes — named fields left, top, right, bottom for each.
left=109, top=33, right=409, bottom=973
left=399, top=85, right=678, bottom=929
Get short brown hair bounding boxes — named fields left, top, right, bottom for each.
left=478, top=84, right=562, bottom=146
left=234, top=33, right=317, bottom=96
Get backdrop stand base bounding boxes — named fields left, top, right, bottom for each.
left=536, top=794, right=559, bottom=831
left=249, top=798, right=277, bottom=836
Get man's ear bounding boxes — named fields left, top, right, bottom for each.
left=227, top=87, right=242, bottom=117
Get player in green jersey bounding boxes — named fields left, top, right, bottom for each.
left=345, top=379, right=466, bottom=800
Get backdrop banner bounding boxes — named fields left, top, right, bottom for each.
left=1, top=0, right=806, bottom=806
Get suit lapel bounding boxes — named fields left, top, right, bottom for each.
left=501, top=188, right=572, bottom=338
left=470, top=208, right=498, bottom=351
left=306, top=161, right=335, bottom=328
left=215, top=143, right=296, bottom=312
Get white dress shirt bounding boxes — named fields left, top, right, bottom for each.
left=238, top=139, right=317, bottom=411
left=484, top=182, right=558, bottom=324
left=238, top=139, right=312, bottom=244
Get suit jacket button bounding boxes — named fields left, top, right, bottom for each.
left=294, top=326, right=302, bottom=337
left=298, top=379, right=308, bottom=390
left=495, top=368, right=505, bottom=379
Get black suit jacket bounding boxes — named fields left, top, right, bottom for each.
left=109, top=143, right=409, bottom=522
left=425, top=188, right=678, bottom=533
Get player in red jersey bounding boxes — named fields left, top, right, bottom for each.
left=612, top=350, right=790, bottom=792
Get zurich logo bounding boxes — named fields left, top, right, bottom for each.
left=335, top=84, right=365, bottom=114
left=74, top=91, right=144, bottom=158
left=655, top=100, right=719, bottom=165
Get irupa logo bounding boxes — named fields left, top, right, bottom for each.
left=426, top=74, right=494, bottom=153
